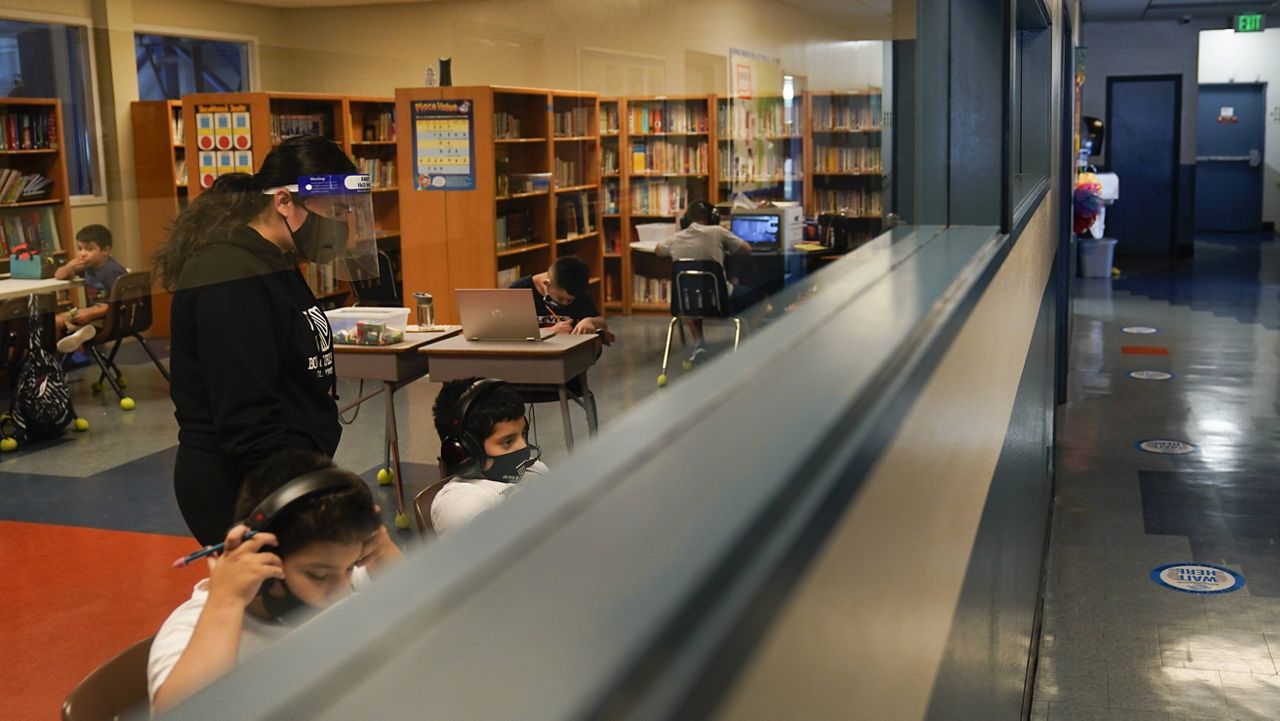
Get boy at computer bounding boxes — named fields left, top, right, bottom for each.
left=431, top=377, right=550, bottom=536
left=509, top=256, right=610, bottom=337
left=148, top=449, right=402, bottom=714
left=655, top=200, right=752, bottom=359
left=52, top=224, right=128, bottom=353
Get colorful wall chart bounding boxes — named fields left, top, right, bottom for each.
left=412, top=99, right=475, bottom=190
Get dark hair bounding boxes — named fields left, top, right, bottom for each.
left=234, top=449, right=379, bottom=558
left=550, top=256, right=589, bottom=299
left=432, top=377, right=526, bottom=443
left=682, top=200, right=716, bottom=227
left=75, top=224, right=112, bottom=250
left=152, top=135, right=357, bottom=291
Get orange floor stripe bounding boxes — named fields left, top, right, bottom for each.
left=0, top=521, right=201, bottom=721
left=1120, top=345, right=1170, bottom=356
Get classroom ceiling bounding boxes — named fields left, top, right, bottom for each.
left=1082, top=0, right=1279, bottom=22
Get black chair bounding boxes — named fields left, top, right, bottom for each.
left=0, top=294, right=56, bottom=389
left=348, top=251, right=401, bottom=307
left=62, top=635, right=154, bottom=721
left=85, top=271, right=171, bottom=409
left=657, top=259, right=746, bottom=387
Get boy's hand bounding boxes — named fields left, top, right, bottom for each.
left=571, top=318, right=597, bottom=334
left=54, top=257, right=85, bottom=279
left=358, top=523, right=403, bottom=574
left=551, top=320, right=573, bottom=335
left=206, top=525, right=283, bottom=609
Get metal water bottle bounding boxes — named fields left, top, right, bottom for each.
left=413, top=292, right=435, bottom=328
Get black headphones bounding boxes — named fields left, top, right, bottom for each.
left=439, top=378, right=510, bottom=478
left=680, top=200, right=720, bottom=230
left=241, top=468, right=355, bottom=532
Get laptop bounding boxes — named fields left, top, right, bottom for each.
left=729, top=214, right=782, bottom=253
left=455, top=289, right=557, bottom=342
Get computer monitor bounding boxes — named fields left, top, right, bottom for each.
left=730, top=214, right=782, bottom=252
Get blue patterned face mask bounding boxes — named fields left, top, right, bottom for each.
left=482, top=443, right=541, bottom=483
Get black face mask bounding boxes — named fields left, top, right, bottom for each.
left=258, top=577, right=319, bottom=626
left=285, top=204, right=349, bottom=264
left=481, top=443, right=541, bottom=483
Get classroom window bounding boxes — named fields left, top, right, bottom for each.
left=0, top=18, right=99, bottom=197
left=135, top=33, right=250, bottom=100
left=1012, top=0, right=1052, bottom=217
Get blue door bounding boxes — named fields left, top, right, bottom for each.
left=1196, top=83, right=1265, bottom=233
left=1106, top=76, right=1180, bottom=256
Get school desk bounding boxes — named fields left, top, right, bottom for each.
left=0, top=276, right=84, bottom=302
left=334, top=326, right=461, bottom=530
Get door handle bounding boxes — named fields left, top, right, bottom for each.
left=1197, top=150, right=1262, bottom=167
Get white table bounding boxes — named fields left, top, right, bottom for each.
left=0, top=277, right=83, bottom=302
left=333, top=326, right=461, bottom=529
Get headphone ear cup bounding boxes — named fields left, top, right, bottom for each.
left=440, top=437, right=474, bottom=477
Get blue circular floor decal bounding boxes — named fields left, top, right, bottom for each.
left=1136, top=439, right=1197, bottom=455
left=1123, top=326, right=1160, bottom=334
left=1128, top=370, right=1175, bottom=381
left=1152, top=563, right=1245, bottom=595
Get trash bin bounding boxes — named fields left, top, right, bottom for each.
left=1079, top=237, right=1117, bottom=278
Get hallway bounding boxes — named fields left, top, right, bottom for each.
left=1034, top=234, right=1280, bottom=720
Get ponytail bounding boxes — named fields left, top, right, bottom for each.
left=152, top=135, right=358, bottom=291
left=153, top=173, right=269, bottom=291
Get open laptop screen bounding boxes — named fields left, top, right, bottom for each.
left=730, top=214, right=781, bottom=249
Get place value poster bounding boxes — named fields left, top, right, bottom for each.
left=412, top=99, right=475, bottom=190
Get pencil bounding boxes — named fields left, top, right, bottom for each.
left=172, top=530, right=258, bottom=568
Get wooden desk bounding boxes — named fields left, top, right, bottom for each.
left=334, top=326, right=461, bottom=529
left=0, top=277, right=83, bottom=302
left=420, top=333, right=600, bottom=449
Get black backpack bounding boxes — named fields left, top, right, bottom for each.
left=1, top=295, right=78, bottom=446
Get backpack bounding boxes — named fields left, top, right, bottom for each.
left=1, top=295, right=78, bottom=447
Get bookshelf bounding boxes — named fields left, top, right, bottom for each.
left=717, top=93, right=806, bottom=208
left=395, top=86, right=603, bottom=324
left=346, top=96, right=402, bottom=298
left=599, top=98, right=624, bottom=312
left=806, top=90, right=885, bottom=246
left=0, top=98, right=73, bottom=278
left=131, top=100, right=189, bottom=334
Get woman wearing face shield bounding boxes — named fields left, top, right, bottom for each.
left=154, top=135, right=363, bottom=546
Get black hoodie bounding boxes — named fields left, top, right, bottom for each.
left=169, top=225, right=340, bottom=477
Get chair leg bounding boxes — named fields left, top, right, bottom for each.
left=732, top=317, right=743, bottom=351
left=89, top=346, right=125, bottom=399
left=658, top=317, right=679, bottom=386
left=677, top=319, right=687, bottom=346
left=134, top=334, right=171, bottom=383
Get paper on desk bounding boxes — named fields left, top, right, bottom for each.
left=632, top=222, right=679, bottom=253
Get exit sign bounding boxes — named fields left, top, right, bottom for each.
left=1235, top=13, right=1264, bottom=32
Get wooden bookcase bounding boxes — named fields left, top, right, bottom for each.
left=0, top=98, right=73, bottom=277
left=717, top=93, right=806, bottom=208
left=395, top=86, right=604, bottom=324
left=130, top=93, right=403, bottom=330
left=806, top=89, right=884, bottom=245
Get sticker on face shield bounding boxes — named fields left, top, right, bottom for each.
left=298, top=174, right=371, bottom=196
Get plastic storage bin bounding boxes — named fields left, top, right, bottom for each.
left=1079, top=237, right=1116, bottom=279
left=325, top=307, right=410, bottom=346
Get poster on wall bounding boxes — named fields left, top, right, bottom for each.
left=195, top=103, right=253, bottom=188
left=728, top=48, right=783, bottom=101
left=724, top=49, right=787, bottom=194
left=412, top=99, right=475, bottom=190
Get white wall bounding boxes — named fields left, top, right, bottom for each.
left=1199, top=28, right=1280, bottom=228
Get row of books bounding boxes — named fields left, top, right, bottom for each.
left=496, top=265, right=522, bottom=287
left=603, top=272, right=620, bottom=303
left=720, top=150, right=795, bottom=183
left=174, top=157, right=189, bottom=186
left=602, top=147, right=619, bottom=175
left=0, top=109, right=58, bottom=150
left=812, top=96, right=883, bottom=131
left=600, top=105, right=620, bottom=134
left=356, top=157, right=397, bottom=189
left=603, top=181, right=621, bottom=214
left=630, top=141, right=709, bottom=175
left=814, top=189, right=883, bottom=217
left=0, top=207, right=60, bottom=255
left=301, top=261, right=339, bottom=296
left=633, top=275, right=673, bottom=305
left=813, top=146, right=882, bottom=174
left=629, top=182, right=690, bottom=216
left=272, top=113, right=331, bottom=143
left=554, top=107, right=591, bottom=137
left=604, top=228, right=622, bottom=254
left=0, top=169, right=52, bottom=204
left=556, top=191, right=597, bottom=239
left=171, top=108, right=184, bottom=145
left=717, top=100, right=801, bottom=140
left=361, top=110, right=395, bottom=141
left=628, top=103, right=709, bottom=135
left=494, top=112, right=522, bottom=139
left=496, top=209, right=534, bottom=250
left=554, top=158, right=579, bottom=187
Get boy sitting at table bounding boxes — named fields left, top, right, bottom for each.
left=52, top=224, right=127, bottom=353
left=509, top=256, right=610, bottom=338
left=431, top=377, right=549, bottom=536
left=148, top=449, right=402, bottom=714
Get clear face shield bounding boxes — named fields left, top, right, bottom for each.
left=277, top=174, right=379, bottom=281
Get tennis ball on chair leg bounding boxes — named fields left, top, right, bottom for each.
left=657, top=374, right=668, bottom=387
left=73, top=418, right=90, bottom=431
left=394, top=512, right=411, bottom=530
left=120, top=397, right=136, bottom=411
left=0, top=437, right=17, bottom=452
left=376, top=468, right=394, bottom=486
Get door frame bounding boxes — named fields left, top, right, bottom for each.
left=1105, top=74, right=1183, bottom=256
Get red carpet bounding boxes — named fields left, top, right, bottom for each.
left=0, top=521, right=202, bottom=721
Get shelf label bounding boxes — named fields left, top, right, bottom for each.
left=412, top=99, right=475, bottom=191
left=1152, top=563, right=1245, bottom=594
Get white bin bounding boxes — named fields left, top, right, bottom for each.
left=1079, top=237, right=1117, bottom=279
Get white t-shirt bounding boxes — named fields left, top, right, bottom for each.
left=147, top=566, right=371, bottom=703
left=431, top=460, right=550, bottom=537
left=655, top=223, right=748, bottom=267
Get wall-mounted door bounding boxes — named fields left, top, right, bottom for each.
left=1106, top=75, right=1181, bottom=257
left=1195, top=83, right=1265, bottom=233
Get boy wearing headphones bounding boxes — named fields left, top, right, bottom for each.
left=431, top=377, right=549, bottom=536
left=655, top=200, right=751, bottom=358
left=509, top=256, right=609, bottom=336
left=148, top=450, right=402, bottom=714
